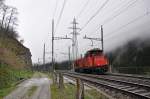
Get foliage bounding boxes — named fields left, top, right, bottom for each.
left=107, top=37, right=150, bottom=74
left=0, top=64, right=33, bottom=89
left=55, top=60, right=71, bottom=70
left=33, top=60, right=71, bottom=72
left=51, top=83, right=76, bottom=99
left=0, top=64, right=33, bottom=98
left=51, top=83, right=105, bottom=99
left=0, top=84, right=15, bottom=99
left=0, top=1, right=19, bottom=40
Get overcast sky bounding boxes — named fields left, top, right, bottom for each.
left=5, top=0, right=150, bottom=63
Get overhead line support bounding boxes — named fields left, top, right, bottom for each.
left=83, top=25, right=104, bottom=51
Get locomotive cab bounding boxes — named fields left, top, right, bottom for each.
left=75, top=48, right=109, bottom=74
left=84, top=48, right=103, bottom=57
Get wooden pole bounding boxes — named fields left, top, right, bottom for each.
left=76, top=78, right=84, bottom=99
left=58, top=73, right=64, bottom=89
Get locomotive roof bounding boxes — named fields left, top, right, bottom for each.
left=87, top=48, right=103, bottom=52
left=84, top=48, right=103, bottom=57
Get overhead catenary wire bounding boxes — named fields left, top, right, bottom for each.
left=105, top=11, right=150, bottom=40
left=55, top=0, right=67, bottom=34
left=103, top=0, right=138, bottom=25
left=80, top=0, right=109, bottom=32
left=91, top=0, right=138, bottom=35
left=53, top=0, right=59, bottom=19
left=76, top=0, right=90, bottom=20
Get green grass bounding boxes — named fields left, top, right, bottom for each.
left=27, top=86, right=37, bottom=97
left=51, top=83, right=107, bottom=99
left=0, top=65, right=33, bottom=98
left=51, top=83, right=75, bottom=99
left=85, top=89, right=108, bottom=99
left=0, top=83, right=17, bottom=99
left=46, top=72, right=52, bottom=79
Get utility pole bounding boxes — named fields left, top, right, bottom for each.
left=52, top=19, right=54, bottom=72
left=43, top=43, right=46, bottom=64
left=101, top=25, right=104, bottom=51
left=68, top=46, right=71, bottom=69
left=43, top=43, right=46, bottom=71
left=38, top=58, right=40, bottom=64
left=51, top=19, right=57, bottom=83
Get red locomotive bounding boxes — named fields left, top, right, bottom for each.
left=74, top=48, right=109, bottom=73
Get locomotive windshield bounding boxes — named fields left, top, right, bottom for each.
left=84, top=49, right=103, bottom=57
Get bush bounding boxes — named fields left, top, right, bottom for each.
left=0, top=64, right=33, bottom=89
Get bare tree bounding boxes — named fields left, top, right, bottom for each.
left=0, top=1, right=19, bottom=39
left=5, top=7, right=18, bottom=31
left=0, top=4, right=9, bottom=29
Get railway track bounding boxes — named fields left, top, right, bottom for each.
left=61, top=71, right=150, bottom=99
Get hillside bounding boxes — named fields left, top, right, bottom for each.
left=0, top=31, right=32, bottom=69
left=107, top=37, right=150, bottom=74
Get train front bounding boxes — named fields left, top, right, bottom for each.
left=74, top=48, right=109, bottom=73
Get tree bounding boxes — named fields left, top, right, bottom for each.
left=5, top=7, right=18, bottom=32
left=0, top=2, right=19, bottom=39
left=0, top=4, right=9, bottom=29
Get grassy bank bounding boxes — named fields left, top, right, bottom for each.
left=51, top=83, right=107, bottom=99
left=0, top=64, right=33, bottom=98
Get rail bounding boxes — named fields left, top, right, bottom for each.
left=56, top=71, right=150, bottom=99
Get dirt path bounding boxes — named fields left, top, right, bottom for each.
left=4, top=73, right=52, bottom=99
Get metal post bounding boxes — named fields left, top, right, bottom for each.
left=43, top=43, right=46, bottom=71
left=101, top=25, right=104, bottom=52
left=38, top=58, right=40, bottom=64
left=68, top=46, right=71, bottom=70
left=52, top=19, right=57, bottom=83
left=52, top=19, right=54, bottom=72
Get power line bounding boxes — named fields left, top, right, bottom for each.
left=76, top=0, right=90, bottom=19
left=103, top=0, right=138, bottom=25
left=80, top=0, right=109, bottom=32
left=55, top=0, right=67, bottom=34
left=91, top=0, right=138, bottom=35
left=105, top=11, right=150, bottom=40
left=53, top=0, right=59, bottom=18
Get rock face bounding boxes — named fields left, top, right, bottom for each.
left=0, top=33, right=32, bottom=69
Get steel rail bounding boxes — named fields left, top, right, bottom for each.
left=70, top=72, right=150, bottom=88
left=107, top=73, right=150, bottom=80
left=61, top=71, right=150, bottom=99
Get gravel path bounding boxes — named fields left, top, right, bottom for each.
left=4, top=73, right=52, bottom=99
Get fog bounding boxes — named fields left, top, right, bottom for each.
left=6, top=0, right=150, bottom=63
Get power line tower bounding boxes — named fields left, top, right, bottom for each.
left=69, top=18, right=80, bottom=70
left=54, top=18, right=80, bottom=71
left=83, top=25, right=104, bottom=51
